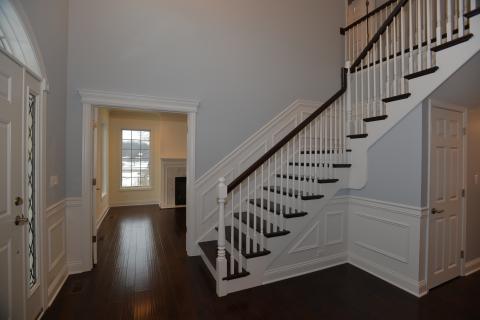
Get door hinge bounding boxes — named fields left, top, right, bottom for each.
left=461, top=250, right=464, bottom=259
left=462, top=189, right=465, bottom=197
left=92, top=178, right=97, bottom=186
left=92, top=235, right=97, bottom=243
left=92, top=121, right=98, bottom=129
left=463, top=128, right=467, bottom=135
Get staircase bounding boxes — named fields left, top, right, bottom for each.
left=198, top=0, right=480, bottom=296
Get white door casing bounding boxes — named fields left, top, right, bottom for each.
left=0, top=46, right=26, bottom=320
left=428, top=104, right=465, bottom=289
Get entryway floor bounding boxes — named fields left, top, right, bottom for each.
left=44, top=205, right=480, bottom=320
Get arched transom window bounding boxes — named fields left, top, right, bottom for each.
left=0, top=0, right=41, bottom=76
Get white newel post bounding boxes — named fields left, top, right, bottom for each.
left=216, top=177, right=228, bottom=297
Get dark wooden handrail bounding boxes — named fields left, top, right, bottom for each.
left=341, top=0, right=398, bottom=35
left=227, top=68, right=348, bottom=193
left=350, top=0, right=408, bottom=72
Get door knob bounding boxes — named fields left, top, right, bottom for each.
left=15, top=215, right=29, bottom=226
left=14, top=196, right=23, bottom=206
left=431, top=208, right=445, bottom=215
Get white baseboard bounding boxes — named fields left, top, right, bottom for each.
left=67, top=260, right=85, bottom=275
left=349, top=253, right=427, bottom=297
left=263, top=252, right=348, bottom=285
left=109, top=200, right=160, bottom=207
left=47, top=264, right=68, bottom=307
left=96, top=206, right=110, bottom=231
left=465, top=258, right=480, bottom=276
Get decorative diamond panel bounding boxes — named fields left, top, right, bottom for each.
left=27, top=93, right=37, bottom=288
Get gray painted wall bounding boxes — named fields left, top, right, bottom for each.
left=344, top=103, right=426, bottom=207
left=17, top=0, right=68, bottom=206
left=65, top=0, right=345, bottom=196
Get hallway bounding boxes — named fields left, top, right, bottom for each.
left=44, top=205, right=480, bottom=320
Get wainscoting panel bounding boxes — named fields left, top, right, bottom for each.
left=347, top=197, right=428, bottom=297
left=45, top=200, right=68, bottom=306
left=264, top=197, right=348, bottom=283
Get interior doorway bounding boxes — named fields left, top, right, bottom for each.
left=428, top=100, right=466, bottom=289
left=78, top=90, right=198, bottom=271
left=91, top=107, right=189, bottom=265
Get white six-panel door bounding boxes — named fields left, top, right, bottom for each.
left=428, top=105, right=464, bottom=289
left=0, top=49, right=26, bottom=320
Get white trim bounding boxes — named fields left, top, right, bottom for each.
left=465, top=258, right=480, bottom=276
left=77, top=90, right=197, bottom=273
left=263, top=253, right=348, bottom=285
left=348, top=196, right=428, bottom=218
left=45, top=199, right=66, bottom=219
left=160, top=158, right=187, bottom=208
left=109, top=200, right=160, bottom=208
left=47, top=217, right=66, bottom=272
left=78, top=89, right=199, bottom=113
left=96, top=206, right=109, bottom=231
left=46, top=264, right=67, bottom=307
left=427, top=99, right=467, bottom=285
left=349, top=253, right=428, bottom=297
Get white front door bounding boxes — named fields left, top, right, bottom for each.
left=0, top=49, right=26, bottom=320
left=428, top=105, right=464, bottom=289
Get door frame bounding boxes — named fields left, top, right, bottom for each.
left=79, top=89, right=199, bottom=271
left=0, top=47, right=48, bottom=319
left=426, top=99, right=468, bottom=289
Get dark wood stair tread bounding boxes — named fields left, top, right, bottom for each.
left=465, top=8, right=480, bottom=18
left=288, top=162, right=352, bottom=168
left=300, top=149, right=352, bottom=154
left=249, top=198, right=308, bottom=218
left=233, top=211, right=290, bottom=237
left=276, top=174, right=339, bottom=184
left=347, top=133, right=368, bottom=139
left=198, top=240, right=250, bottom=280
left=404, top=66, right=439, bottom=80
left=364, top=115, right=388, bottom=122
left=382, top=93, right=411, bottom=103
left=263, top=186, right=325, bottom=200
left=218, top=226, right=271, bottom=259
left=431, top=33, right=474, bottom=52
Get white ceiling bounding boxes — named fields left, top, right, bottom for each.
left=430, top=51, right=480, bottom=109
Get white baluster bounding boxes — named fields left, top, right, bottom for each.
left=436, top=0, right=442, bottom=46
left=231, top=191, right=234, bottom=273
left=393, top=14, right=398, bottom=95
left=267, top=158, right=271, bottom=233
left=459, top=0, right=465, bottom=37
left=386, top=23, right=391, bottom=98
left=418, top=0, right=423, bottom=71
left=427, top=0, right=432, bottom=68
left=447, top=0, right=453, bottom=41
left=274, top=153, right=278, bottom=232
left=216, top=177, right=227, bottom=296
left=409, top=0, right=414, bottom=74
left=238, top=182, right=243, bottom=268
left=253, top=170, right=257, bottom=249
left=260, top=164, right=265, bottom=248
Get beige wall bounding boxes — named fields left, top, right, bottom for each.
left=95, top=108, right=110, bottom=228
left=467, top=107, right=480, bottom=262
left=108, top=110, right=187, bottom=207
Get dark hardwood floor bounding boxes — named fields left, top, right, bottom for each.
left=44, top=205, right=480, bottom=320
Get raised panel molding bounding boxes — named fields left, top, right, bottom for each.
left=325, top=211, right=344, bottom=246
left=48, top=216, right=66, bottom=272
left=352, top=211, right=410, bottom=264
left=288, top=221, right=321, bottom=254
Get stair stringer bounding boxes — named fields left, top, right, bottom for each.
left=218, top=168, right=349, bottom=294
left=348, top=18, right=480, bottom=190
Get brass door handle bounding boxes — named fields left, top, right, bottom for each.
left=431, top=208, right=445, bottom=215
left=14, top=196, right=23, bottom=206
left=15, top=215, right=29, bottom=226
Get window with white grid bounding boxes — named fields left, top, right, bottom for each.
left=121, top=129, right=151, bottom=188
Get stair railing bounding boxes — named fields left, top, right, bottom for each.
left=348, top=0, right=474, bottom=136
left=214, top=0, right=476, bottom=295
